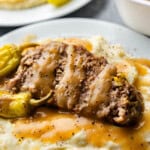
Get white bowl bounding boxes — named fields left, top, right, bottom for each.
left=115, top=0, right=150, bottom=36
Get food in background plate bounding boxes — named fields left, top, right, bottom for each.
left=48, top=0, right=71, bottom=7
left=0, top=36, right=150, bottom=150
left=0, top=0, right=46, bottom=9
left=0, top=0, right=71, bottom=9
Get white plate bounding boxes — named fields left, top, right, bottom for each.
left=0, top=18, right=150, bottom=58
left=0, top=0, right=91, bottom=26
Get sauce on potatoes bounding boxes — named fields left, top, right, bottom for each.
left=13, top=107, right=149, bottom=150
left=13, top=58, right=150, bottom=150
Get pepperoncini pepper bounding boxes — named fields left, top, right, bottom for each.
left=0, top=90, right=52, bottom=118
left=47, top=0, right=71, bottom=7
left=0, top=44, right=20, bottom=77
left=0, top=91, right=31, bottom=118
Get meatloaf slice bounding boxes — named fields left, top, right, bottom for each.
left=6, top=41, right=143, bottom=126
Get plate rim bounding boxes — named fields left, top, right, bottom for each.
left=1, top=17, right=149, bottom=40
left=0, top=0, right=92, bottom=27
left=0, top=18, right=150, bottom=59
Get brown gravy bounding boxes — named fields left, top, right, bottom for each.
left=13, top=58, right=150, bottom=149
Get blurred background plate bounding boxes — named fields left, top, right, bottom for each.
left=0, top=18, right=150, bottom=58
left=0, top=0, right=91, bottom=26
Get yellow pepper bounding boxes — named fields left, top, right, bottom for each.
left=0, top=90, right=52, bottom=118
left=113, top=73, right=126, bottom=87
left=0, top=44, right=20, bottom=77
left=0, top=91, right=31, bottom=118
left=47, top=0, right=71, bottom=7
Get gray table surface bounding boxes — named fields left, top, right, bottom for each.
left=0, top=0, right=125, bottom=36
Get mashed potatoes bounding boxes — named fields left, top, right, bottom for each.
left=0, top=0, right=46, bottom=9
left=0, top=36, right=150, bottom=150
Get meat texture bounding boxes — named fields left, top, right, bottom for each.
left=6, top=41, right=143, bottom=126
